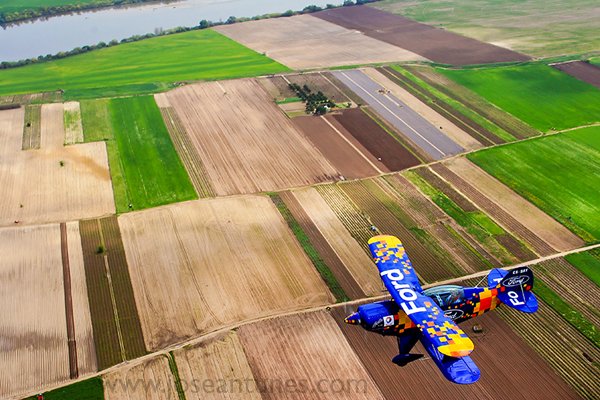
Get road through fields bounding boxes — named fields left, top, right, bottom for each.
left=333, top=70, right=463, bottom=160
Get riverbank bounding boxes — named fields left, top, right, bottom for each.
left=0, top=0, right=165, bottom=24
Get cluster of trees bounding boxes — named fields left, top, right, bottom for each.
left=0, top=0, right=159, bottom=24
left=289, top=83, right=336, bottom=115
left=0, top=0, right=380, bottom=70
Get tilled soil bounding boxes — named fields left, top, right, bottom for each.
left=314, top=6, right=530, bottom=66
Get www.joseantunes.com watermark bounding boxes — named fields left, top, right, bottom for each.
left=104, top=377, right=369, bottom=395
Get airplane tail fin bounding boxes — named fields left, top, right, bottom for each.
left=488, top=267, right=538, bottom=313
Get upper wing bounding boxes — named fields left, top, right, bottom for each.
left=368, top=235, right=422, bottom=292
left=368, top=235, right=474, bottom=358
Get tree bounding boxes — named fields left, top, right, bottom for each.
left=226, top=16, right=237, bottom=24
left=343, top=0, right=355, bottom=6
left=199, top=19, right=210, bottom=29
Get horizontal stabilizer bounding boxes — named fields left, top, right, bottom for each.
left=492, top=267, right=538, bottom=313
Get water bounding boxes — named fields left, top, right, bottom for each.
left=0, top=0, right=343, bottom=62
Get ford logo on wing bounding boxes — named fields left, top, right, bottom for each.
left=444, top=309, right=464, bottom=320
left=504, top=276, right=529, bottom=287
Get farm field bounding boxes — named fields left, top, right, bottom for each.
left=331, top=107, right=424, bottom=170
left=314, top=5, right=530, bottom=66
left=285, top=187, right=382, bottom=297
left=373, top=0, right=600, bottom=57
left=24, top=377, right=104, bottom=400
left=399, top=64, right=539, bottom=140
left=119, top=196, right=334, bottom=351
left=565, top=250, right=600, bottom=287
left=0, top=106, right=114, bottom=227
left=552, top=61, right=600, bottom=89
left=0, top=223, right=95, bottom=399
left=440, top=63, right=600, bottom=132
left=377, top=66, right=513, bottom=145
left=337, top=179, right=465, bottom=283
left=332, top=69, right=464, bottom=160
left=443, top=157, right=584, bottom=252
left=292, top=115, right=381, bottom=179
left=238, top=311, right=384, bottom=400
left=174, top=331, right=261, bottom=400
left=214, top=14, right=425, bottom=70
left=0, top=29, right=288, bottom=99
left=331, top=307, right=578, bottom=399
left=0, top=0, right=113, bottom=14
left=158, top=79, right=338, bottom=196
left=63, top=101, right=84, bottom=144
left=406, top=167, right=530, bottom=266
left=107, top=96, right=196, bottom=212
left=496, top=293, right=600, bottom=399
left=103, top=355, right=177, bottom=400
left=362, top=67, right=482, bottom=151
left=79, top=216, right=146, bottom=370
left=468, top=125, right=600, bottom=242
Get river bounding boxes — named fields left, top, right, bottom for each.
left=0, top=0, right=344, bottom=62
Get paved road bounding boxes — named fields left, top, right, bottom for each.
left=333, top=69, right=463, bottom=160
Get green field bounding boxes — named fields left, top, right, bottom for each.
left=0, top=0, right=103, bottom=14
left=469, top=126, right=600, bottom=243
left=81, top=96, right=196, bottom=212
left=439, top=64, right=600, bottom=132
left=24, top=377, right=104, bottom=400
left=565, top=251, right=600, bottom=287
left=373, top=0, right=600, bottom=57
left=0, top=29, right=289, bottom=99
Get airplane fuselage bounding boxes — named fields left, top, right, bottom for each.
left=346, top=285, right=501, bottom=336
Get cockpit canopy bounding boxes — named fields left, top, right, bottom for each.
left=422, top=285, right=465, bottom=308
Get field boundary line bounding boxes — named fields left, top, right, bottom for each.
left=320, top=115, right=383, bottom=174
left=60, top=222, right=79, bottom=379
left=15, top=243, right=600, bottom=398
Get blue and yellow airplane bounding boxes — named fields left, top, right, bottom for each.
left=345, top=235, right=538, bottom=384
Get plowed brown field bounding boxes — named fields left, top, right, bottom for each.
left=174, top=331, right=261, bottom=400
left=163, top=79, right=338, bottom=196
left=120, top=196, right=334, bottom=351
left=331, top=108, right=421, bottom=172
left=0, top=107, right=115, bottom=227
left=103, top=355, right=178, bottom=400
left=445, top=158, right=584, bottom=252
left=497, top=298, right=600, bottom=399
left=292, top=115, right=380, bottom=179
left=0, top=223, right=95, bottom=399
left=552, top=61, right=600, bottom=89
left=238, top=311, right=384, bottom=400
left=331, top=307, right=578, bottom=399
left=214, top=14, right=425, bottom=70
left=314, top=6, right=530, bottom=66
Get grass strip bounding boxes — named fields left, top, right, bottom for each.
left=405, top=170, right=515, bottom=264
left=535, top=279, right=600, bottom=347
left=24, top=377, right=104, bottom=400
left=268, top=193, right=348, bottom=302
left=167, top=352, right=186, bottom=400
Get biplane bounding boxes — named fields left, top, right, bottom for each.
left=344, top=235, right=538, bottom=384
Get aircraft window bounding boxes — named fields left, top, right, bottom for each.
left=422, top=286, right=464, bottom=308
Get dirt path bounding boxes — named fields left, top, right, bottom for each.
left=60, top=222, right=79, bottom=379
